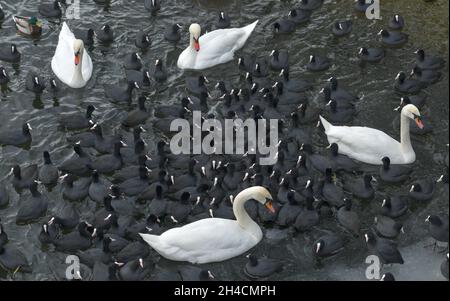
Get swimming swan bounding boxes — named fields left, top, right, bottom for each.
left=320, top=104, right=423, bottom=165
left=139, top=186, right=274, bottom=264
left=51, top=22, right=93, bottom=88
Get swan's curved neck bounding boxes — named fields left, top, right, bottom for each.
left=233, top=190, right=260, bottom=236
left=400, top=113, right=413, bottom=154
left=71, top=49, right=84, bottom=84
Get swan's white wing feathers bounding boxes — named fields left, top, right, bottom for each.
left=178, top=21, right=258, bottom=70
left=52, top=22, right=92, bottom=87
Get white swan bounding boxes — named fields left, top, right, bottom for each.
left=139, top=186, right=274, bottom=264
left=177, top=20, right=259, bottom=70
left=319, top=104, right=424, bottom=165
left=51, top=22, right=93, bottom=88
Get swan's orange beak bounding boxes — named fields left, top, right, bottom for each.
left=75, top=53, right=80, bottom=66
left=194, top=38, right=200, bottom=52
left=415, top=117, right=424, bottom=129
left=265, top=200, right=275, bottom=214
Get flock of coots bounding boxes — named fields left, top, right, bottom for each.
left=0, top=0, right=448, bottom=281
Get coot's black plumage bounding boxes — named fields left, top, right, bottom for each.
left=135, top=30, right=151, bottom=50
left=374, top=216, right=404, bottom=239
left=426, top=215, right=449, bottom=245
left=288, top=9, right=311, bottom=25
left=217, top=12, right=231, bottom=29
left=0, top=66, right=10, bottom=85
left=11, top=164, right=38, bottom=191
left=298, top=0, right=323, bottom=10
left=380, top=157, right=412, bottom=183
left=414, top=49, right=445, bottom=70
left=96, top=24, right=114, bottom=43
left=59, top=144, right=92, bottom=177
left=164, top=24, right=182, bottom=42
left=378, top=29, right=408, bottom=47
left=54, top=222, right=96, bottom=252
left=358, top=47, right=385, bottom=63
left=59, top=105, right=96, bottom=131
left=273, top=19, right=296, bottom=34
left=381, top=195, right=408, bottom=219
left=145, top=0, right=161, bottom=14
left=388, top=15, right=405, bottom=30
left=0, top=244, right=31, bottom=272
left=332, top=20, right=352, bottom=37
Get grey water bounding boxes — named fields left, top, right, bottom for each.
left=0, top=0, right=448, bottom=280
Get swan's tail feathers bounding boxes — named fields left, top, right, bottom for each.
left=235, top=20, right=258, bottom=52
left=139, top=233, right=160, bottom=247
left=319, top=115, right=332, bottom=133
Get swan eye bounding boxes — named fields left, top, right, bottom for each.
left=315, top=242, right=322, bottom=253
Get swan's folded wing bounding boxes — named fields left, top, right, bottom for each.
left=159, top=219, right=253, bottom=255
left=52, top=23, right=76, bottom=83
left=13, top=17, right=29, bottom=30
left=82, top=51, right=93, bottom=81
left=60, top=22, right=76, bottom=41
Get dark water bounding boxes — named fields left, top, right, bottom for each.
left=0, top=0, right=448, bottom=280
